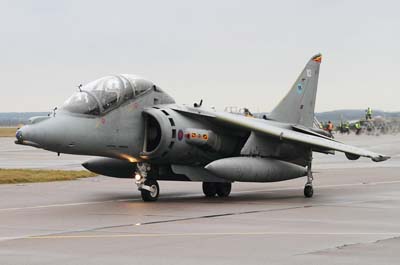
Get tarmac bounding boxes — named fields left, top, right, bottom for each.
left=0, top=134, right=400, bottom=264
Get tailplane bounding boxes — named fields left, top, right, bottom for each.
left=269, top=54, right=322, bottom=128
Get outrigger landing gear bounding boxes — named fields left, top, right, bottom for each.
left=304, top=160, right=314, bottom=198
left=202, top=182, right=232, bottom=198
left=135, top=163, right=160, bottom=202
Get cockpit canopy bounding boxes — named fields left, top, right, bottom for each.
left=61, top=75, right=155, bottom=115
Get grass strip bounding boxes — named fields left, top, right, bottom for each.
left=0, top=127, right=18, bottom=137
left=0, top=168, right=97, bottom=184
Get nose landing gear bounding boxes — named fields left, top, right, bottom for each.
left=140, top=179, right=159, bottom=202
left=135, top=163, right=160, bottom=202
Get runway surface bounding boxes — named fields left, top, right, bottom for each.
left=0, top=134, right=400, bottom=264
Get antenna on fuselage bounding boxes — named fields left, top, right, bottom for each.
left=194, top=99, right=203, bottom=108
left=77, top=84, right=83, bottom=92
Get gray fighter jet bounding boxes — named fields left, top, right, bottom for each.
left=15, top=54, right=390, bottom=201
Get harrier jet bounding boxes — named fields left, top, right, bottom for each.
left=15, top=54, right=389, bottom=201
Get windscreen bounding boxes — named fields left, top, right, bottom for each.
left=61, top=75, right=151, bottom=115
left=61, top=92, right=100, bottom=115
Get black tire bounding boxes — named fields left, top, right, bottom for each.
left=304, top=185, right=313, bottom=198
left=202, top=182, right=217, bottom=197
left=141, top=179, right=160, bottom=202
left=216, top=183, right=232, bottom=197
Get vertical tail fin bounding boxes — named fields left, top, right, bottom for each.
left=269, top=54, right=322, bottom=128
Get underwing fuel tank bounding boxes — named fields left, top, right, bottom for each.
left=205, top=157, right=307, bottom=182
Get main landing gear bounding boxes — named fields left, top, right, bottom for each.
left=135, top=163, right=160, bottom=202
left=304, top=160, right=314, bottom=198
left=202, top=182, right=232, bottom=198
left=134, top=164, right=232, bottom=202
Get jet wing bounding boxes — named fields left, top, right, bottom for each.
left=170, top=106, right=390, bottom=162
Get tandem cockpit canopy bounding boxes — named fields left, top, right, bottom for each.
left=61, top=75, right=155, bottom=115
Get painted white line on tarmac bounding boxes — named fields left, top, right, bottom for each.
left=27, top=232, right=400, bottom=240
left=0, top=198, right=141, bottom=212
left=0, top=237, right=25, bottom=241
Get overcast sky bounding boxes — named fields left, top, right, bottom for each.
left=1, top=0, right=399, bottom=112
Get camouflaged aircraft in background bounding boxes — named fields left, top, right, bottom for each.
left=15, top=54, right=390, bottom=201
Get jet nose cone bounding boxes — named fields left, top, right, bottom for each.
left=14, top=125, right=42, bottom=148
left=15, top=128, right=24, bottom=143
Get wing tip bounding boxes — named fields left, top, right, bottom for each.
left=372, top=155, right=391, bottom=162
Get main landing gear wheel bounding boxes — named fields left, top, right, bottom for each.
left=216, top=183, right=232, bottom=197
left=202, top=182, right=232, bottom=198
left=141, top=179, right=160, bottom=202
left=202, top=182, right=217, bottom=197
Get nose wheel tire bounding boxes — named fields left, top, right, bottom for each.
left=304, top=185, right=313, bottom=198
left=141, top=179, right=160, bottom=202
left=202, top=182, right=232, bottom=198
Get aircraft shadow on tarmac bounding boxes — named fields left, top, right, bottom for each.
left=94, top=189, right=309, bottom=204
